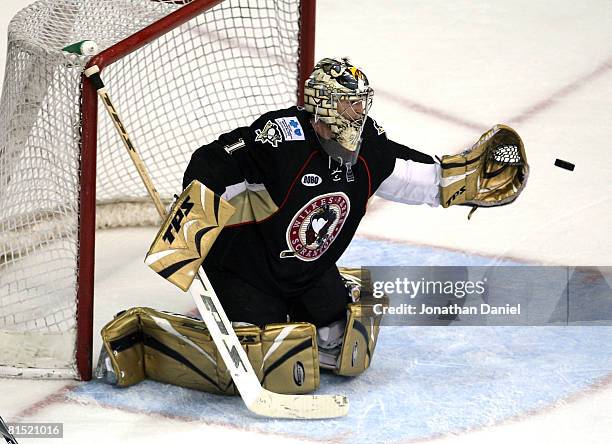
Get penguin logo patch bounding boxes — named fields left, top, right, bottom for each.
left=279, top=192, right=350, bottom=261
left=255, top=120, right=283, bottom=147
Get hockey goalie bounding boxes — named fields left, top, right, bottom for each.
left=97, top=57, right=528, bottom=396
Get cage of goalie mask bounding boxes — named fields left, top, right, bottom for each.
left=303, top=57, right=373, bottom=164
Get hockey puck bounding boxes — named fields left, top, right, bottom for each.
left=554, top=159, right=575, bottom=171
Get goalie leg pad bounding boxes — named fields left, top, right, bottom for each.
left=317, top=267, right=387, bottom=377
left=334, top=298, right=385, bottom=376
left=261, top=323, right=320, bottom=394
left=98, top=307, right=320, bottom=395
left=98, top=307, right=146, bottom=387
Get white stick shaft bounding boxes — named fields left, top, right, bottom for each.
left=191, top=270, right=262, bottom=405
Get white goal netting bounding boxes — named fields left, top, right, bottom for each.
left=0, top=0, right=304, bottom=378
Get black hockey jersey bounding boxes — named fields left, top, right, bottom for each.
left=183, top=106, right=437, bottom=297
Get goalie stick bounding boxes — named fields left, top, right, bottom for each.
left=81, top=64, right=349, bottom=419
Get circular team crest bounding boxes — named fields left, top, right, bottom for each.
left=280, top=192, right=350, bottom=261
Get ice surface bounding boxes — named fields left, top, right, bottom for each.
left=62, top=238, right=612, bottom=442
left=69, top=326, right=612, bottom=443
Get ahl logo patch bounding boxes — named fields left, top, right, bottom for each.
left=279, top=192, right=350, bottom=261
left=275, top=117, right=305, bottom=141
left=301, top=173, right=322, bottom=187
left=255, top=120, right=283, bottom=147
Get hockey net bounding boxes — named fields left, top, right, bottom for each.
left=0, top=0, right=313, bottom=379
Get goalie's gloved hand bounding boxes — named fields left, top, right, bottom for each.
left=439, top=124, right=529, bottom=218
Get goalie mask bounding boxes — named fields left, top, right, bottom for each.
left=304, top=58, right=374, bottom=165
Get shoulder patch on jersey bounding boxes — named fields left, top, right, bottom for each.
left=275, top=117, right=305, bottom=142
left=255, top=120, right=283, bottom=147
left=372, top=118, right=385, bottom=136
